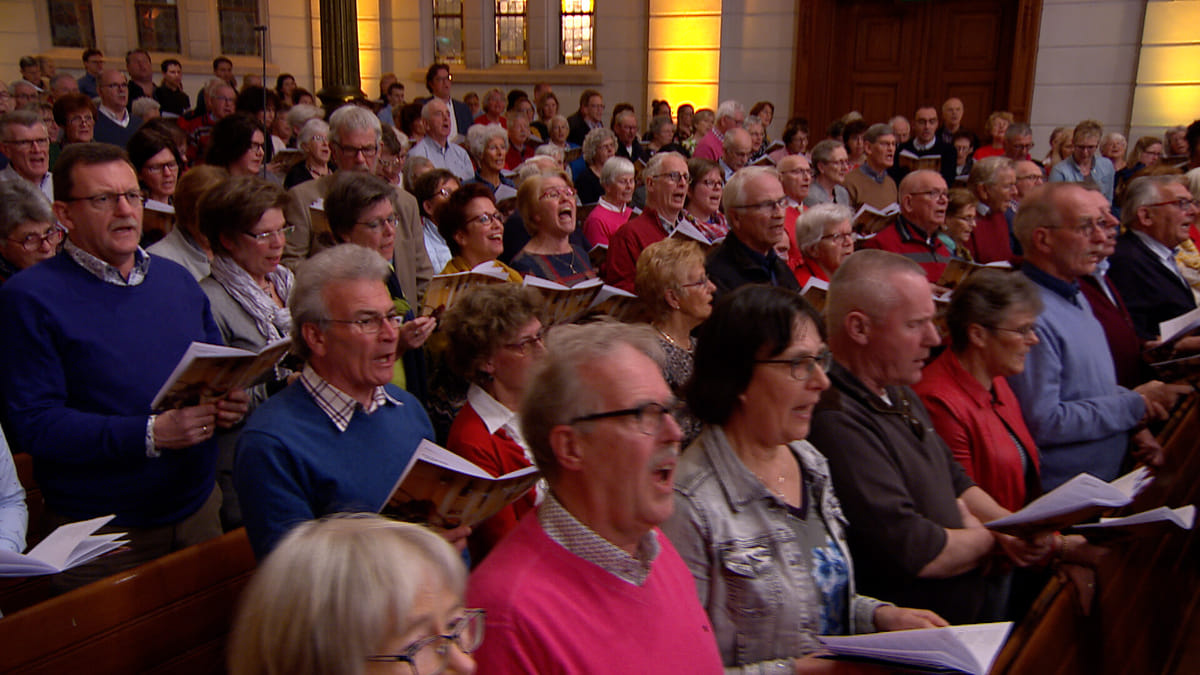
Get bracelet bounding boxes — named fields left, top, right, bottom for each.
left=145, top=414, right=161, bottom=458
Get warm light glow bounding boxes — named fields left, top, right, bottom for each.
left=356, top=0, right=379, bottom=94
left=647, top=0, right=721, bottom=114
left=1130, top=86, right=1200, bottom=127
left=1137, top=46, right=1200, bottom=84
left=1130, top=1, right=1200, bottom=132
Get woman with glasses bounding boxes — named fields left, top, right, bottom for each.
left=684, top=158, right=729, bottom=243
left=441, top=285, right=545, bottom=561
left=437, top=183, right=523, bottom=282
left=206, top=113, right=267, bottom=177
left=581, top=156, right=635, bottom=247
left=376, top=124, right=408, bottom=187
left=228, top=513, right=479, bottom=675
left=792, top=203, right=855, bottom=286
left=412, top=169, right=462, bottom=274
left=662, top=285, right=945, bottom=672
left=52, top=93, right=96, bottom=150
left=634, top=238, right=713, bottom=446
left=285, top=118, right=334, bottom=189
left=940, top=187, right=978, bottom=261
left=510, top=170, right=595, bottom=286
left=128, top=125, right=185, bottom=245
left=0, top=179, right=61, bottom=284
left=804, top=139, right=851, bottom=207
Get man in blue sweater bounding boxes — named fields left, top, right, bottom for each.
left=0, top=143, right=248, bottom=588
left=235, top=244, right=463, bottom=559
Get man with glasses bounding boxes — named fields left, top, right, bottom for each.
left=860, top=169, right=954, bottom=283
left=602, top=152, right=690, bottom=291
left=179, top=80, right=236, bottom=163
left=76, top=48, right=104, bottom=98
left=706, top=166, right=801, bottom=296
left=1003, top=122, right=1036, bottom=164
left=810, top=250, right=1044, bottom=623
left=0, top=110, right=53, bottom=202
left=1107, top=175, right=1200, bottom=342
left=566, top=89, right=605, bottom=147
left=844, top=122, right=899, bottom=213
left=409, top=97, right=474, bottom=182
left=0, top=143, right=249, bottom=589
left=1008, top=183, right=1188, bottom=491
left=693, top=99, right=746, bottom=162
left=893, top=105, right=957, bottom=187
left=93, top=69, right=142, bottom=148
left=1049, top=120, right=1115, bottom=203
left=468, top=321, right=724, bottom=673
left=779, top=153, right=814, bottom=276
left=234, top=244, right=453, bottom=559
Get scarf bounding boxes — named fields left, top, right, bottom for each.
left=209, top=254, right=294, bottom=341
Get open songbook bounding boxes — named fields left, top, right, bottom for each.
left=936, top=258, right=1013, bottom=292
left=896, top=148, right=944, bottom=173
left=151, top=337, right=293, bottom=410
left=818, top=622, right=1013, bottom=675
left=380, top=440, right=540, bottom=530
left=1068, top=504, right=1196, bottom=542
left=420, top=261, right=513, bottom=318
left=0, top=515, right=128, bottom=577
left=852, top=203, right=899, bottom=235
left=984, top=467, right=1153, bottom=536
left=1146, top=306, right=1200, bottom=363
left=801, top=277, right=829, bottom=313
left=522, top=276, right=605, bottom=325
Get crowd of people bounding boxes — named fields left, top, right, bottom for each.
left=0, top=46, right=1199, bottom=673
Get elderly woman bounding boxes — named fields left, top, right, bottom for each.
left=662, top=285, right=945, bottom=672
left=128, top=125, right=182, bottom=205
left=412, top=168, right=461, bottom=273
left=804, top=139, right=851, bottom=207
left=52, top=93, right=95, bottom=147
left=751, top=101, right=775, bottom=141
left=284, top=118, right=333, bottom=188
left=646, top=114, right=678, bottom=155
left=546, top=114, right=573, bottom=151
left=745, top=115, right=768, bottom=162
left=635, top=238, right=714, bottom=445
left=973, top=111, right=1014, bottom=161
left=442, top=285, right=545, bottom=561
left=475, top=88, right=506, bottom=127
left=466, top=123, right=515, bottom=197
left=793, top=202, right=854, bottom=286
left=1049, top=120, right=1115, bottom=202
left=504, top=110, right=536, bottom=170
left=581, top=156, right=635, bottom=246
left=510, top=169, right=595, bottom=285
left=437, top=183, right=523, bottom=281
left=376, top=124, right=408, bottom=187
left=1101, top=132, right=1127, bottom=173
left=572, top=127, right=617, bottom=205
left=284, top=103, right=323, bottom=147
left=207, top=113, right=267, bottom=177
left=228, top=514, right=479, bottom=675
left=967, top=156, right=1017, bottom=263
left=0, top=180, right=60, bottom=284
left=685, top=157, right=729, bottom=242
left=941, top=186, right=978, bottom=261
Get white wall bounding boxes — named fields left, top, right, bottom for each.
left=717, top=0, right=797, bottom=141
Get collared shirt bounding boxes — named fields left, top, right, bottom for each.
left=0, top=164, right=52, bottom=202
left=65, top=239, right=150, bottom=286
left=1021, top=260, right=1082, bottom=305
left=1089, top=258, right=1117, bottom=305
left=98, top=104, right=131, bottom=128
left=596, top=196, right=625, bottom=213
left=422, top=216, right=453, bottom=274
left=538, top=491, right=660, bottom=585
left=467, top=383, right=544, bottom=504
left=410, top=135, right=474, bottom=182
left=1132, top=229, right=1186, bottom=284
left=913, top=137, right=936, bottom=152
left=860, top=162, right=888, bottom=184
left=657, top=209, right=684, bottom=237
left=299, top=364, right=403, bottom=432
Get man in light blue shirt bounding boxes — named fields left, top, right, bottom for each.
left=0, top=425, right=28, bottom=554
left=409, top=98, right=474, bottom=182
left=1048, top=121, right=1115, bottom=203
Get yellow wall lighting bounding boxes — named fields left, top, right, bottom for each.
left=647, top=0, right=721, bottom=114
left=357, top=0, right=380, bottom=95
left=1130, top=1, right=1200, bottom=130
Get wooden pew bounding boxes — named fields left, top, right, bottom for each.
left=0, top=528, right=256, bottom=675
left=0, top=452, right=54, bottom=615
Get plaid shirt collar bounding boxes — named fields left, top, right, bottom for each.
left=538, top=491, right=660, bottom=586
left=299, top=364, right=402, bottom=432
left=65, top=239, right=150, bottom=286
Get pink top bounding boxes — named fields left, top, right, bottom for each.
left=582, top=200, right=634, bottom=247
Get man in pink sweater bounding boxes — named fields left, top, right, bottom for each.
left=467, top=322, right=723, bottom=674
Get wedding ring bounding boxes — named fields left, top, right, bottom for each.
left=202, top=425, right=208, bottom=434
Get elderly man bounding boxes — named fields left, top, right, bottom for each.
left=893, top=105, right=957, bottom=187
left=809, top=249, right=1045, bottom=623
left=153, top=58, right=190, bottom=116
left=125, top=49, right=155, bottom=108
left=938, top=97, right=976, bottom=148
left=408, top=97, right=474, bottom=182
left=1007, top=183, right=1188, bottom=490
left=844, top=122, right=899, bottom=212
left=602, top=151, right=690, bottom=291
left=566, top=88, right=604, bottom=147
left=1003, top=122, right=1036, bottom=163
left=0, top=110, right=53, bottom=202
left=694, top=100, right=745, bottom=162
left=419, top=63, right=472, bottom=141
left=859, top=169, right=953, bottom=283
left=234, top=244, right=441, bottom=559
left=179, top=79, right=235, bottom=162
left=965, top=156, right=1017, bottom=263
left=1049, top=120, right=1115, bottom=202
left=92, top=69, right=142, bottom=148
left=467, top=322, right=724, bottom=673
left=190, top=56, right=236, bottom=121
left=76, top=48, right=104, bottom=98
left=504, top=109, right=537, bottom=170
left=283, top=105, right=431, bottom=305
left=0, top=143, right=248, bottom=587
left=718, top=127, right=752, bottom=180
left=11, top=80, right=39, bottom=109
left=613, top=108, right=649, bottom=164
left=1107, top=175, right=1199, bottom=341
left=890, top=115, right=911, bottom=144
left=779, top=154, right=814, bottom=275
left=48, top=73, right=79, bottom=103
left=706, top=166, right=800, bottom=296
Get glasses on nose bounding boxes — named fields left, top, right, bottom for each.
left=1146, top=198, right=1200, bottom=212
left=242, top=225, right=296, bottom=243
left=570, top=400, right=684, bottom=436
left=250, top=142, right=265, bottom=153
left=754, top=349, right=834, bottom=381
left=733, top=197, right=789, bottom=213
left=323, top=312, right=404, bottom=334
left=780, top=169, right=813, bottom=178
left=912, top=189, right=950, bottom=201
left=358, top=215, right=399, bottom=231
left=651, top=171, right=689, bottom=184
left=5, top=137, right=51, bottom=150
left=8, top=224, right=65, bottom=252
left=336, top=143, right=378, bottom=158
left=144, top=160, right=179, bottom=174
left=64, top=190, right=146, bottom=211
left=1047, top=219, right=1103, bottom=237
left=503, top=326, right=548, bottom=355
left=68, top=114, right=94, bottom=126
left=988, top=324, right=1038, bottom=339
left=697, top=179, right=724, bottom=190
left=102, top=82, right=129, bottom=90
left=366, top=609, right=485, bottom=675
left=539, top=187, right=576, bottom=201
left=820, top=231, right=855, bottom=244
left=469, top=212, right=503, bottom=226
left=678, top=274, right=714, bottom=290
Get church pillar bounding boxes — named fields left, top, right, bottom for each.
left=317, top=0, right=365, bottom=107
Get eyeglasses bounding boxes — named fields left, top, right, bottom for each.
left=310, top=134, right=327, bottom=143
left=143, top=160, right=179, bottom=174
left=987, top=324, right=1038, bottom=339
left=779, top=168, right=814, bottom=178
left=249, top=142, right=265, bottom=153
left=242, top=225, right=296, bottom=243
left=1146, top=198, right=1200, bottom=212
left=539, top=187, right=576, bottom=201
left=910, top=189, right=950, bottom=201
left=678, top=274, right=713, bottom=289
left=469, top=212, right=504, bottom=226
left=4, top=137, right=50, bottom=150
left=366, top=609, right=485, bottom=675
left=503, top=326, right=548, bottom=355
left=820, top=231, right=855, bottom=244
left=67, top=114, right=94, bottom=126
left=323, top=312, right=404, bottom=334
left=434, top=187, right=453, bottom=198
left=1016, top=174, right=1044, bottom=183
left=358, top=215, right=399, bottom=231
left=7, top=224, right=65, bottom=251
left=650, top=171, right=689, bottom=184
left=754, top=349, right=834, bottom=382
left=63, top=190, right=146, bottom=211
left=336, top=142, right=379, bottom=158
left=733, top=197, right=789, bottom=213
left=697, top=178, right=724, bottom=189
left=212, top=95, right=235, bottom=104
left=570, top=400, right=684, bottom=436
left=1046, top=219, right=1103, bottom=237
left=377, top=156, right=402, bottom=169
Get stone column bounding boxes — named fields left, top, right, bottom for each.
left=317, top=0, right=364, bottom=107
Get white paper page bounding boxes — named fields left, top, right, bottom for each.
left=0, top=554, right=55, bottom=576
left=26, top=515, right=116, bottom=569
left=1080, top=504, right=1196, bottom=530
left=1159, top=306, right=1200, bottom=343
left=64, top=533, right=129, bottom=567
left=1109, top=466, right=1153, bottom=498
left=952, top=622, right=1014, bottom=675
left=986, top=473, right=1132, bottom=529
left=818, top=626, right=978, bottom=674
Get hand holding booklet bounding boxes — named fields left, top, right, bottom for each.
left=151, top=338, right=293, bottom=410
left=0, top=515, right=128, bottom=577
left=985, top=467, right=1152, bottom=536
left=817, top=621, right=1013, bottom=675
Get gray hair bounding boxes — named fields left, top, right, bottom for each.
left=227, top=514, right=465, bottom=675
left=290, top=244, right=392, bottom=359
left=796, top=203, right=853, bottom=253
left=863, top=123, right=894, bottom=144
left=298, top=118, right=329, bottom=147
left=581, top=126, right=617, bottom=164
left=403, top=155, right=434, bottom=191
left=945, top=268, right=1043, bottom=353
left=466, top=123, right=507, bottom=161
left=515, top=156, right=560, bottom=186
left=130, top=97, right=160, bottom=119
left=1121, top=174, right=1187, bottom=230
left=421, top=97, right=448, bottom=122
left=329, top=105, right=381, bottom=147
left=644, top=151, right=685, bottom=180
left=204, top=78, right=231, bottom=102
left=968, top=156, right=1015, bottom=189
left=1004, top=122, right=1033, bottom=141
left=810, top=138, right=846, bottom=166
left=722, top=165, right=780, bottom=213
left=826, top=250, right=926, bottom=340
left=1013, top=182, right=1077, bottom=250
left=10, top=80, right=36, bottom=96
left=648, top=114, right=673, bottom=138
left=723, top=127, right=751, bottom=152
left=715, top=99, right=744, bottom=123
left=0, top=179, right=54, bottom=237
left=600, top=156, right=635, bottom=186
left=613, top=109, right=636, bottom=127
left=0, top=109, right=45, bottom=140
left=520, top=322, right=664, bottom=484
left=1186, top=167, right=1200, bottom=201
left=534, top=143, right=564, bottom=164
left=743, top=115, right=764, bottom=133
left=286, top=104, right=324, bottom=133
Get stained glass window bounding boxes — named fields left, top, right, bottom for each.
left=136, top=0, right=181, bottom=52
left=433, top=0, right=464, bottom=64
left=560, top=0, right=593, bottom=65
left=48, top=0, right=96, bottom=48
left=218, top=0, right=260, bottom=56
left=495, top=0, right=527, bottom=65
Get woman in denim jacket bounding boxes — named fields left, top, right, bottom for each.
left=661, top=285, right=945, bottom=673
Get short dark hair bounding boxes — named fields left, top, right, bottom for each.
left=387, top=82, right=404, bottom=96
left=126, top=125, right=182, bottom=174
left=946, top=268, right=1043, bottom=352
left=161, top=58, right=181, bottom=73
left=436, top=183, right=496, bottom=257
left=236, top=86, right=279, bottom=115
left=18, top=55, right=37, bottom=70
left=781, top=117, right=809, bottom=147
left=324, top=171, right=400, bottom=240
left=842, top=119, right=869, bottom=146
left=205, top=113, right=266, bottom=168
left=442, top=284, right=542, bottom=382
left=197, top=175, right=289, bottom=255
left=125, top=48, right=150, bottom=64
left=688, top=284, right=824, bottom=425
left=424, top=63, right=449, bottom=92
left=213, top=56, right=233, bottom=71
left=578, top=89, right=601, bottom=111
left=411, top=168, right=459, bottom=218
left=81, top=48, right=102, bottom=63
left=53, top=142, right=133, bottom=203
left=506, top=89, right=530, bottom=112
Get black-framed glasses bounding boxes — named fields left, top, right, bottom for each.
left=754, top=349, right=834, bottom=382
left=733, top=197, right=789, bottom=213
left=143, top=160, right=179, bottom=174
left=650, top=171, right=689, bottom=184
left=357, top=215, right=399, bottom=231
left=323, top=312, right=404, bottom=334
left=1046, top=219, right=1103, bottom=237
left=242, top=225, right=296, bottom=243
left=7, top=224, right=65, bottom=252
left=335, top=142, right=379, bottom=158
left=366, top=608, right=485, bottom=675
left=697, top=178, right=724, bottom=189
left=63, top=190, right=146, bottom=211
left=468, top=212, right=503, bottom=226
left=4, top=137, right=50, bottom=150
left=570, top=400, right=684, bottom=436
left=503, top=326, right=548, bottom=355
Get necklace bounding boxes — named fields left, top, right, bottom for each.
left=653, top=324, right=692, bottom=353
